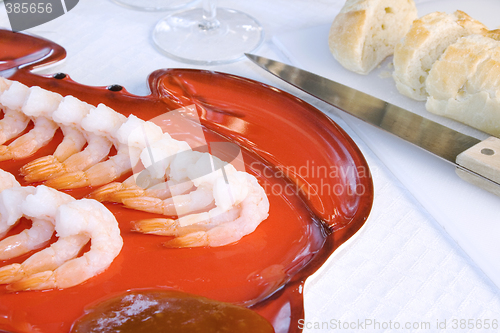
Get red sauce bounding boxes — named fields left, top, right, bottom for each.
left=0, top=29, right=373, bottom=333
left=70, top=290, right=275, bottom=333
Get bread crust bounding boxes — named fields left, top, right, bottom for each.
left=329, top=9, right=367, bottom=73
left=393, top=10, right=487, bottom=101
left=425, top=35, right=500, bottom=136
left=486, top=29, right=500, bottom=41
left=328, top=0, right=417, bottom=75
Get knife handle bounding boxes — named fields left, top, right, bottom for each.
left=456, top=136, right=500, bottom=196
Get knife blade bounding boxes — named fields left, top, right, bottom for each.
left=245, top=53, right=500, bottom=196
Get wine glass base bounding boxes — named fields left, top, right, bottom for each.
left=110, top=0, right=198, bottom=12
left=153, top=8, right=264, bottom=65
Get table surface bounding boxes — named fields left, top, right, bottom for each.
left=1, top=0, right=500, bottom=332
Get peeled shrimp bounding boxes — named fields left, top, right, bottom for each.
left=0, top=169, right=23, bottom=237
left=27, top=103, right=125, bottom=186
left=91, top=138, right=270, bottom=248
left=121, top=151, right=234, bottom=216
left=123, top=149, right=269, bottom=247
left=133, top=173, right=269, bottom=248
left=1, top=199, right=122, bottom=291
left=0, top=186, right=37, bottom=237
left=0, top=168, right=20, bottom=192
left=20, top=95, right=92, bottom=182
left=89, top=175, right=195, bottom=205
left=0, top=86, right=61, bottom=161
left=0, top=80, right=270, bottom=249
left=0, top=79, right=31, bottom=145
left=43, top=114, right=164, bottom=189
left=89, top=132, right=193, bottom=203
left=0, top=185, right=74, bottom=261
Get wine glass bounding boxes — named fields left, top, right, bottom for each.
left=111, top=0, right=198, bottom=12
left=152, top=0, right=264, bottom=65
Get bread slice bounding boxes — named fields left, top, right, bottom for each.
left=328, top=0, right=417, bottom=75
left=485, top=29, right=500, bottom=41
left=425, top=34, right=500, bottom=136
left=393, top=10, right=487, bottom=101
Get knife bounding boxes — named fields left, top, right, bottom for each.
left=245, top=54, right=500, bottom=196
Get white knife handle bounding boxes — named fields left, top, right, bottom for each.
left=456, top=136, right=500, bottom=196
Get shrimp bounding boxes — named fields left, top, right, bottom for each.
left=89, top=175, right=195, bottom=204
left=0, top=168, right=20, bottom=192
left=0, top=86, right=61, bottom=161
left=0, top=79, right=271, bottom=249
left=120, top=148, right=243, bottom=214
left=0, top=79, right=31, bottom=145
left=132, top=173, right=269, bottom=248
left=120, top=151, right=229, bottom=216
left=44, top=114, right=163, bottom=189
left=119, top=148, right=269, bottom=247
left=0, top=186, right=36, bottom=238
left=92, top=140, right=270, bottom=248
left=88, top=132, right=193, bottom=202
left=25, top=103, right=126, bottom=184
left=20, top=95, right=93, bottom=182
left=0, top=169, right=23, bottom=237
left=1, top=199, right=123, bottom=291
left=0, top=185, right=74, bottom=261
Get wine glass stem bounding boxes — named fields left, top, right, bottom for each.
left=200, top=0, right=220, bottom=31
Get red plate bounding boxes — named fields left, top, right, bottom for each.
left=0, top=29, right=373, bottom=333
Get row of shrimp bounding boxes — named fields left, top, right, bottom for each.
left=0, top=169, right=122, bottom=291
left=0, top=76, right=163, bottom=188
left=92, top=148, right=270, bottom=247
left=0, top=77, right=270, bottom=248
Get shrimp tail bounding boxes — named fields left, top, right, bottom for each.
left=20, top=156, right=65, bottom=182
left=0, top=264, right=22, bottom=284
left=44, top=153, right=133, bottom=189
left=131, top=218, right=177, bottom=236
left=8, top=271, right=54, bottom=291
left=43, top=171, right=89, bottom=189
left=89, top=180, right=194, bottom=204
left=0, top=145, right=11, bottom=161
left=0, top=144, right=39, bottom=161
left=88, top=182, right=131, bottom=202
left=163, top=231, right=208, bottom=248
left=122, top=197, right=172, bottom=215
left=0, top=139, right=48, bottom=161
left=102, top=186, right=148, bottom=202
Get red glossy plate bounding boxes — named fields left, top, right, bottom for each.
left=0, top=29, right=373, bottom=333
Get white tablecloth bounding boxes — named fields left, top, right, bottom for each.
left=1, top=1, right=500, bottom=332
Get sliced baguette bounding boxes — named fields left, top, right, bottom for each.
left=328, top=0, right=417, bottom=75
left=393, top=10, right=487, bottom=101
left=425, top=34, right=500, bottom=137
